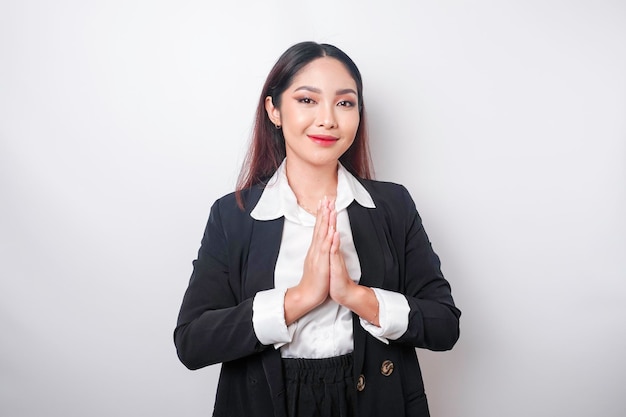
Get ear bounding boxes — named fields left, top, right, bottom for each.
left=265, top=96, right=281, bottom=127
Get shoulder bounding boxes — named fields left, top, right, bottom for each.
left=210, top=185, right=265, bottom=221
left=356, top=178, right=422, bottom=227
left=214, top=185, right=265, bottom=211
left=358, top=178, right=415, bottom=207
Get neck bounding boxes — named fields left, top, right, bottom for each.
left=285, top=159, right=339, bottom=211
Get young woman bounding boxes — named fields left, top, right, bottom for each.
left=174, top=41, right=461, bottom=417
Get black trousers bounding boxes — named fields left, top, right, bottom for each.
left=282, top=354, right=356, bottom=417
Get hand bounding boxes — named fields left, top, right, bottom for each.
left=284, top=197, right=334, bottom=324
left=328, top=205, right=358, bottom=305
left=300, top=197, right=334, bottom=303
left=328, top=205, right=381, bottom=326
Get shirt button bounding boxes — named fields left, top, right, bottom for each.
left=381, top=360, right=394, bottom=376
left=356, top=374, right=366, bottom=391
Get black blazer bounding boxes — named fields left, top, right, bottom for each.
left=175, top=179, right=460, bottom=417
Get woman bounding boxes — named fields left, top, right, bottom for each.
left=174, top=41, right=460, bottom=417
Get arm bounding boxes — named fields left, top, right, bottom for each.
left=329, top=202, right=408, bottom=340
left=332, top=184, right=460, bottom=351
left=174, top=199, right=266, bottom=370
left=394, top=186, right=461, bottom=351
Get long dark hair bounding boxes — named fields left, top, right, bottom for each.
left=235, top=41, right=373, bottom=208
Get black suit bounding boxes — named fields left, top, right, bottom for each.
left=175, top=179, right=460, bottom=417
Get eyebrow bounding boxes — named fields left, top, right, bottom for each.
left=294, top=86, right=358, bottom=96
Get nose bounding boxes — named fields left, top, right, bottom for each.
left=316, top=103, right=337, bottom=129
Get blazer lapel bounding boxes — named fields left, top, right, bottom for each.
left=245, top=216, right=284, bottom=298
left=348, top=202, right=387, bottom=288
left=347, top=202, right=391, bottom=380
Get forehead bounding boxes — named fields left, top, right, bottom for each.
left=288, top=57, right=357, bottom=90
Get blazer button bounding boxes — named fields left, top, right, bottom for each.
left=381, top=360, right=394, bottom=376
left=356, top=374, right=366, bottom=391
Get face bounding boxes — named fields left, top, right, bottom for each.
left=266, top=57, right=360, bottom=170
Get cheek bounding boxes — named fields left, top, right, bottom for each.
left=344, top=114, right=360, bottom=136
left=282, top=109, right=311, bottom=130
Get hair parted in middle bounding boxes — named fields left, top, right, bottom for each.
left=236, top=41, right=373, bottom=207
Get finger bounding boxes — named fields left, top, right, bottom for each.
left=318, top=199, right=333, bottom=243
left=328, top=205, right=337, bottom=232
left=319, top=223, right=335, bottom=254
left=330, top=228, right=340, bottom=255
left=320, top=201, right=338, bottom=255
left=311, top=197, right=328, bottom=245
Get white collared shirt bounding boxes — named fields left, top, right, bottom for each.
left=251, top=160, right=410, bottom=358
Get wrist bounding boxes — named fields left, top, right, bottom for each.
left=341, top=285, right=380, bottom=326
left=332, top=280, right=360, bottom=307
left=289, top=283, right=326, bottom=310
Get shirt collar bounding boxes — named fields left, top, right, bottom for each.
left=250, top=159, right=376, bottom=224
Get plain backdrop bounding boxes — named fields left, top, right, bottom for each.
left=1, top=1, right=625, bottom=416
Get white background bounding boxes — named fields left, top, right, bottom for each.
left=1, top=1, right=625, bottom=416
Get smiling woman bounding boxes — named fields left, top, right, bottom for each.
left=265, top=57, right=361, bottom=209
left=174, top=41, right=461, bottom=417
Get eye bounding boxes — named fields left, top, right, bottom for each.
left=298, top=97, right=315, bottom=104
left=337, top=100, right=356, bottom=107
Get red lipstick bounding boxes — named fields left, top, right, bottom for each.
left=307, top=134, right=339, bottom=146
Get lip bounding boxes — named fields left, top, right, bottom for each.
left=307, top=134, right=339, bottom=146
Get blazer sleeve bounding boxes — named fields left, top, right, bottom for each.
left=174, top=198, right=266, bottom=370
left=392, top=185, right=461, bottom=351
